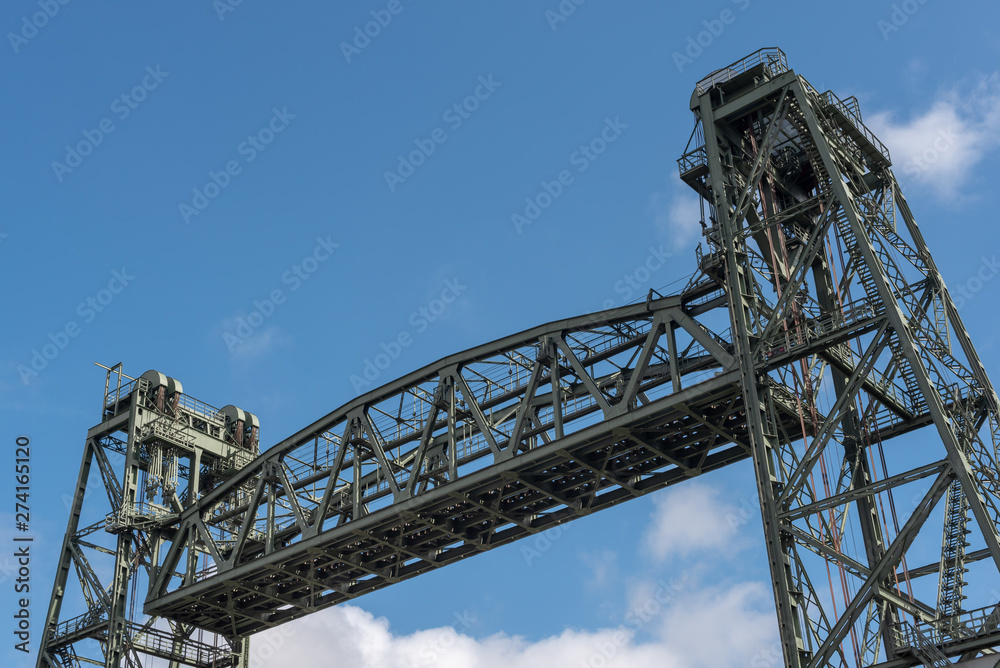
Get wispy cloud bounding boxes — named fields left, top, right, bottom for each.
left=217, top=318, right=286, bottom=359
left=580, top=549, right=619, bottom=589
left=649, top=173, right=702, bottom=250
left=868, top=73, right=1000, bottom=198
left=641, top=481, right=754, bottom=562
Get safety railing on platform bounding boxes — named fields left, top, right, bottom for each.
left=695, top=47, right=789, bottom=95
left=176, top=393, right=226, bottom=425
left=105, top=502, right=176, bottom=533
left=892, top=605, right=1000, bottom=650
left=50, top=607, right=107, bottom=645
left=140, top=417, right=196, bottom=447
left=678, top=145, right=708, bottom=177
left=105, top=377, right=136, bottom=409
left=216, top=447, right=255, bottom=475
left=820, top=90, right=891, bottom=164
left=128, top=621, right=234, bottom=667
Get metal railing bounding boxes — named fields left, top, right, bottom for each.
left=678, top=145, right=708, bottom=177
left=50, top=607, right=107, bottom=645
left=820, top=90, right=891, bottom=164
left=176, top=393, right=226, bottom=425
left=695, top=47, right=789, bottom=95
left=105, top=502, right=176, bottom=532
left=130, top=624, right=234, bottom=667
left=217, top=447, right=255, bottom=473
left=140, top=417, right=196, bottom=446
left=106, top=377, right=136, bottom=405
left=893, top=605, right=1000, bottom=650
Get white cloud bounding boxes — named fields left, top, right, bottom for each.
left=248, top=482, right=776, bottom=668
left=650, top=173, right=703, bottom=250
left=256, top=585, right=777, bottom=668
left=654, top=581, right=778, bottom=668
left=641, top=481, right=756, bottom=562
left=217, top=318, right=286, bottom=359
left=867, top=73, right=1000, bottom=198
left=579, top=549, right=619, bottom=589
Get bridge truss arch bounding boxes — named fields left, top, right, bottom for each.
left=37, top=48, right=1000, bottom=668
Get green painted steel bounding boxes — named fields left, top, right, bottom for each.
left=37, top=49, right=1000, bottom=668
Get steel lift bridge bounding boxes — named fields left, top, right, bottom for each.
left=38, top=48, right=1000, bottom=668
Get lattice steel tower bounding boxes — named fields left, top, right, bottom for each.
left=38, top=49, right=1000, bottom=668
left=37, top=367, right=258, bottom=667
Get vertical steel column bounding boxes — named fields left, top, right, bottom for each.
left=105, top=396, right=142, bottom=668
left=697, top=83, right=811, bottom=668
left=36, top=440, right=97, bottom=668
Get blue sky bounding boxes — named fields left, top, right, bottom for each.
left=4, top=1, right=1000, bottom=667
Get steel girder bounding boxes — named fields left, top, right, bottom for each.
left=38, top=48, right=1000, bottom=668
left=142, top=289, right=782, bottom=634
left=36, top=366, right=251, bottom=668
left=682, top=48, right=1000, bottom=667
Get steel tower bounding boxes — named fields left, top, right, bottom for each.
left=37, top=366, right=258, bottom=668
left=37, top=49, right=1000, bottom=668
left=676, top=49, right=1000, bottom=667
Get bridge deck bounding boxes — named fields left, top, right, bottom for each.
left=148, top=371, right=765, bottom=635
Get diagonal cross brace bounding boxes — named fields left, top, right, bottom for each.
left=807, top=466, right=954, bottom=668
